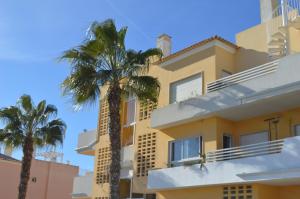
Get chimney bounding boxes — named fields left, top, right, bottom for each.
left=260, top=0, right=279, bottom=23
left=157, top=34, right=172, bottom=57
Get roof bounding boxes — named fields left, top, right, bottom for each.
left=156, top=35, right=240, bottom=65
left=0, top=153, right=20, bottom=162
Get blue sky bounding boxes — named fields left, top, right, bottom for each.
left=0, top=0, right=260, bottom=170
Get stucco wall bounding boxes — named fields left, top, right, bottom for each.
left=0, top=159, right=78, bottom=199
left=156, top=185, right=222, bottom=199
left=92, top=9, right=300, bottom=198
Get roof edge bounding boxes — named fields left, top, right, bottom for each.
left=154, top=35, right=239, bottom=65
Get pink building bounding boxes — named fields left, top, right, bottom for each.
left=0, top=153, right=79, bottom=199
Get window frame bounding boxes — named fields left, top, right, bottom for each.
left=169, top=72, right=203, bottom=104
left=124, top=97, right=137, bottom=127
left=168, top=136, right=203, bottom=165
left=223, top=133, right=233, bottom=149
left=240, top=130, right=269, bottom=146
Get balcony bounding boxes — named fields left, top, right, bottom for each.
left=151, top=53, right=300, bottom=129
left=76, top=130, right=97, bottom=155
left=148, top=136, right=300, bottom=190
left=72, top=171, right=93, bottom=199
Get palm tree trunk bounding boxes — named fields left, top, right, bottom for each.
left=108, top=84, right=121, bottom=199
left=18, top=132, right=34, bottom=199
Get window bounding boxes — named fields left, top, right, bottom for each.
left=223, top=134, right=233, bottom=149
left=294, top=124, right=300, bottom=136
left=170, top=74, right=203, bottom=103
left=240, top=131, right=269, bottom=146
left=170, top=137, right=202, bottom=163
left=124, top=98, right=136, bottom=126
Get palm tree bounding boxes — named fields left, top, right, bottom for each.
left=60, top=19, right=162, bottom=199
left=0, top=95, right=66, bottom=199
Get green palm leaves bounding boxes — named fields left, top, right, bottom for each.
left=60, top=19, right=162, bottom=106
left=0, top=94, right=66, bottom=149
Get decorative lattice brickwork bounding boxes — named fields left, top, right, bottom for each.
left=96, top=147, right=111, bottom=184
left=136, top=132, right=157, bottom=177
left=223, top=185, right=253, bottom=199
left=95, top=197, right=109, bottom=199
left=99, top=99, right=109, bottom=136
left=139, top=100, right=157, bottom=121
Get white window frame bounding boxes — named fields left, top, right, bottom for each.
left=169, top=136, right=202, bottom=165
left=124, top=97, right=136, bottom=127
left=169, top=73, right=203, bottom=104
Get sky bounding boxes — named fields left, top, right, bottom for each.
left=0, top=0, right=261, bottom=170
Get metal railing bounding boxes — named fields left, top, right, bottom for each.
left=267, top=0, right=300, bottom=56
left=268, top=1, right=299, bottom=33
left=206, top=139, right=284, bottom=163
left=206, top=60, right=279, bottom=93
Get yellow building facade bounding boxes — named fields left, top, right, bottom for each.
left=74, top=1, right=300, bottom=199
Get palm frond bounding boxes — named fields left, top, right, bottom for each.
left=61, top=19, right=161, bottom=108
left=18, top=95, right=33, bottom=113
left=123, top=76, right=160, bottom=102
left=0, top=106, right=22, bottom=126
left=123, top=48, right=162, bottom=77
left=61, top=65, right=102, bottom=105
left=35, top=119, right=66, bottom=146
left=0, top=95, right=67, bottom=150
left=0, top=129, right=25, bottom=149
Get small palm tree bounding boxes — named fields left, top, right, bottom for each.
left=60, top=19, right=162, bottom=199
left=0, top=95, right=66, bottom=199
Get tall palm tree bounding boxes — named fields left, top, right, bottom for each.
left=0, top=95, right=66, bottom=199
left=61, top=19, right=162, bottom=199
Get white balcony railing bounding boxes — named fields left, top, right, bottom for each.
left=206, top=60, right=279, bottom=93
left=152, top=54, right=300, bottom=129
left=148, top=136, right=300, bottom=190
left=206, top=139, right=284, bottom=163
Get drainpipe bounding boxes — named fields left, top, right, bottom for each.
left=281, top=0, right=290, bottom=55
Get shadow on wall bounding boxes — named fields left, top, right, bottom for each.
left=236, top=47, right=271, bottom=72
left=163, top=47, right=216, bottom=71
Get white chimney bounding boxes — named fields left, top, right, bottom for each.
left=157, top=34, right=172, bottom=57
left=260, top=0, right=279, bottom=23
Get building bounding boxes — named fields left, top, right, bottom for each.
left=0, top=153, right=78, bottom=199
left=72, top=129, right=96, bottom=199
left=75, top=0, right=300, bottom=198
